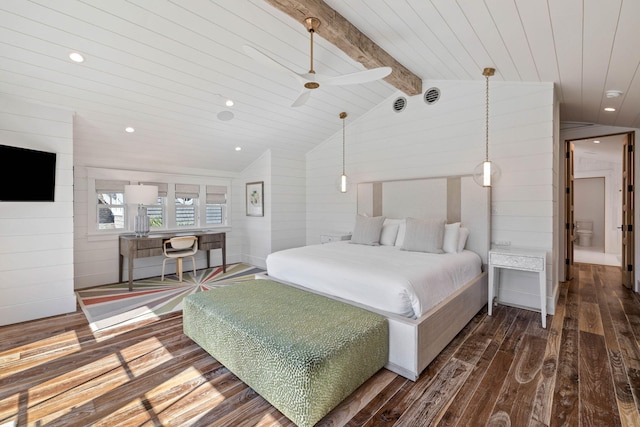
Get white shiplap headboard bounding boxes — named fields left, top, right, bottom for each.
left=357, top=175, right=490, bottom=265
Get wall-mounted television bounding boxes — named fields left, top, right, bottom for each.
left=0, top=144, right=56, bottom=202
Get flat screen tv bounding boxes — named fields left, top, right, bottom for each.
left=0, top=144, right=56, bottom=201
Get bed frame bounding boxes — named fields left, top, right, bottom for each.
left=260, top=271, right=487, bottom=381
left=269, top=175, right=490, bottom=381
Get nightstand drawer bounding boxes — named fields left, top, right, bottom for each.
left=489, top=252, right=544, bottom=271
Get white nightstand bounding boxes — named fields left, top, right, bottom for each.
left=320, top=233, right=352, bottom=244
left=488, top=247, right=547, bottom=328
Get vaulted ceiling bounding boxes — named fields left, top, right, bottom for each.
left=1, top=1, right=639, bottom=173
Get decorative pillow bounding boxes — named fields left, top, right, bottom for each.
left=395, top=221, right=406, bottom=247
left=401, top=217, right=446, bottom=253
left=457, top=227, right=470, bottom=252
left=350, top=215, right=385, bottom=245
left=380, top=222, right=400, bottom=246
left=443, top=222, right=461, bottom=254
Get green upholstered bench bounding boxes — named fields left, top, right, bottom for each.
left=183, top=279, right=388, bottom=427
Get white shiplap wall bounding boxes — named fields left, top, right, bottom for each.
left=271, top=149, right=306, bottom=253
left=236, top=148, right=306, bottom=268
left=306, top=80, right=558, bottom=314
left=0, top=95, right=76, bottom=325
left=237, top=150, right=272, bottom=268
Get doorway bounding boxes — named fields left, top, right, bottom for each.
left=564, top=131, right=635, bottom=289
left=573, top=177, right=618, bottom=265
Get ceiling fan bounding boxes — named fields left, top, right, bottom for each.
left=243, top=17, right=392, bottom=107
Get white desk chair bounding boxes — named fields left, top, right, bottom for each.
left=162, top=236, right=198, bottom=282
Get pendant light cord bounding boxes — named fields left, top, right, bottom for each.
left=485, top=73, right=489, bottom=162
left=482, top=67, right=495, bottom=162
left=340, top=111, right=347, bottom=175
left=342, top=116, right=346, bottom=174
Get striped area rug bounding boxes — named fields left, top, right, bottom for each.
left=77, top=263, right=265, bottom=332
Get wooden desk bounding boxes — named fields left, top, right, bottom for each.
left=119, top=231, right=226, bottom=291
left=487, top=247, right=547, bottom=328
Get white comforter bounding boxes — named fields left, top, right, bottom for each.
left=266, top=241, right=482, bottom=319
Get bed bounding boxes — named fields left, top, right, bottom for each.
left=265, top=175, right=490, bottom=381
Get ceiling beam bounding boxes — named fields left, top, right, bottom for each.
left=263, top=0, right=422, bottom=96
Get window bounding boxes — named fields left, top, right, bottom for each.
left=142, top=182, right=168, bottom=229
left=175, top=184, right=199, bottom=227
left=95, top=179, right=127, bottom=230
left=88, top=170, right=230, bottom=235
left=206, top=185, right=227, bottom=225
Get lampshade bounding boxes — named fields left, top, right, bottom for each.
left=125, top=184, right=158, bottom=205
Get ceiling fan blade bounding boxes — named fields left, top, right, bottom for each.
left=291, top=90, right=312, bottom=107
left=324, top=66, right=392, bottom=86
left=242, top=45, right=303, bottom=82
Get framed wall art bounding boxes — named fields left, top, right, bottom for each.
left=246, top=181, right=264, bottom=217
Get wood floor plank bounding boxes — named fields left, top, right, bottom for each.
left=529, top=279, right=568, bottom=426
left=341, top=374, right=407, bottom=427
left=579, top=301, right=605, bottom=335
left=321, top=368, right=399, bottom=427
left=593, top=265, right=640, bottom=427
left=579, top=330, right=621, bottom=426
left=550, top=283, right=580, bottom=426
left=362, top=310, right=486, bottom=427
left=436, top=306, right=518, bottom=426
left=2, top=265, right=640, bottom=426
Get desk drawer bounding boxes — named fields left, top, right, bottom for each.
left=137, top=248, right=164, bottom=257
left=136, top=239, right=163, bottom=258
left=490, top=253, right=544, bottom=271
left=200, top=233, right=225, bottom=250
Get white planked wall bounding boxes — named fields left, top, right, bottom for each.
left=0, top=95, right=76, bottom=325
left=235, top=149, right=307, bottom=269
left=236, top=150, right=272, bottom=268
left=306, top=80, right=559, bottom=314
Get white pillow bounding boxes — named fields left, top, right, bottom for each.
left=350, top=214, right=385, bottom=245
left=380, top=222, right=400, bottom=246
left=392, top=219, right=407, bottom=247
left=443, top=222, right=461, bottom=253
left=401, top=217, right=446, bottom=253
left=457, top=227, right=470, bottom=252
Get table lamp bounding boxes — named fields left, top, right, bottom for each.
left=124, top=184, right=158, bottom=237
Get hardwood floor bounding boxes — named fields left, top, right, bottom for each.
left=2, top=263, right=640, bottom=426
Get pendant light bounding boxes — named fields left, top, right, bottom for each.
left=339, top=112, right=348, bottom=193
left=473, top=67, right=500, bottom=187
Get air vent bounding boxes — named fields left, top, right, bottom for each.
left=424, top=87, right=440, bottom=105
left=393, top=96, right=407, bottom=113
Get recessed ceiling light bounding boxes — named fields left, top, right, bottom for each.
left=225, top=99, right=234, bottom=107
left=217, top=111, right=234, bottom=121
left=69, top=52, right=85, bottom=63
left=606, top=90, right=623, bottom=98
left=125, top=127, right=135, bottom=133
left=235, top=146, right=242, bottom=151
left=593, top=140, right=600, bottom=144
left=604, top=107, right=616, bottom=112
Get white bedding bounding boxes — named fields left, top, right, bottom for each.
left=266, top=241, right=482, bottom=319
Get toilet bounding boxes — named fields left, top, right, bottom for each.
left=576, top=220, right=593, bottom=247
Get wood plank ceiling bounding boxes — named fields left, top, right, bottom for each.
left=1, top=0, right=639, bottom=173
